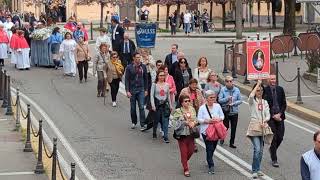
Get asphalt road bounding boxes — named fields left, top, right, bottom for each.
left=7, top=37, right=320, bottom=180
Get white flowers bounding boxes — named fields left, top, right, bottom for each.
left=30, top=27, right=72, bottom=41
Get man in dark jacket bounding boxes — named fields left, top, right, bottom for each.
left=125, top=52, right=148, bottom=131
left=111, top=18, right=124, bottom=54
left=263, top=74, right=287, bottom=168
left=119, top=32, right=136, bottom=69
left=164, top=44, right=179, bottom=75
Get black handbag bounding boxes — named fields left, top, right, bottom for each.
left=189, top=126, right=200, bottom=139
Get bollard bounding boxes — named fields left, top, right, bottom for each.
left=15, top=89, right=20, bottom=130
left=293, top=37, right=298, bottom=56
left=24, top=104, right=33, bottom=152
left=90, top=22, right=93, bottom=40
left=1, top=71, right=7, bottom=108
left=52, top=138, right=57, bottom=180
left=256, top=33, right=260, bottom=40
left=35, top=120, right=45, bottom=174
left=296, top=67, right=303, bottom=104
left=275, top=61, right=279, bottom=86
left=223, top=44, right=228, bottom=73
left=231, top=42, right=237, bottom=78
left=70, top=163, right=76, bottom=180
left=6, top=76, right=13, bottom=115
left=0, top=66, right=3, bottom=100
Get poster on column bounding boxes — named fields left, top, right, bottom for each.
left=135, top=23, right=157, bottom=48
left=246, top=39, right=270, bottom=80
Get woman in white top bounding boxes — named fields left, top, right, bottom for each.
left=194, top=57, right=211, bottom=90
left=197, top=90, right=224, bottom=174
left=246, top=80, right=270, bottom=179
left=59, top=32, right=77, bottom=76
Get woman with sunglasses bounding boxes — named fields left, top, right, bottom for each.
left=106, top=51, right=124, bottom=107
left=246, top=80, right=270, bottom=179
left=204, top=71, right=222, bottom=95
left=171, top=95, right=198, bottom=177
left=150, top=69, right=172, bottom=142
left=173, top=58, right=192, bottom=103
left=194, top=57, right=211, bottom=90
left=197, top=90, right=224, bottom=174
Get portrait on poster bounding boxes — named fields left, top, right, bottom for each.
left=252, top=50, right=264, bottom=71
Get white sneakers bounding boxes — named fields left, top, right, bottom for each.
left=112, top=102, right=117, bottom=107
left=252, top=171, right=264, bottom=179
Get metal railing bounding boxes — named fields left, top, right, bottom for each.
left=0, top=67, right=76, bottom=180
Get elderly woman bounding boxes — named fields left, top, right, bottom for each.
left=172, top=94, right=198, bottom=177
left=75, top=36, right=90, bottom=83
left=197, top=90, right=224, bottom=174
left=246, top=80, right=270, bottom=179
left=179, top=78, right=205, bottom=113
left=93, top=43, right=110, bottom=97
left=204, top=71, right=222, bottom=95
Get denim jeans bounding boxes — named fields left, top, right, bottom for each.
left=184, top=23, right=190, bottom=34
left=153, top=105, right=169, bottom=140
left=130, top=91, right=146, bottom=127
left=202, top=134, right=218, bottom=168
left=250, top=136, right=264, bottom=173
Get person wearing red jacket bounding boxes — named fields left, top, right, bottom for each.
left=15, top=30, right=30, bottom=70
left=0, top=24, right=9, bottom=66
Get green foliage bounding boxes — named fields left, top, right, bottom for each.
left=306, top=50, right=320, bottom=73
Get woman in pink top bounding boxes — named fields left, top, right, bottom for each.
left=163, top=65, right=176, bottom=105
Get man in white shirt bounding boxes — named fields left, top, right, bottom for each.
left=183, top=11, right=192, bottom=35
left=95, top=27, right=112, bottom=52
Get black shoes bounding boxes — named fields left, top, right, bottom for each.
left=208, top=167, right=215, bottom=174
left=220, top=140, right=224, bottom=145
left=229, top=144, right=237, bottom=149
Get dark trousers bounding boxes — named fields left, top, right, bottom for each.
left=97, top=71, right=106, bottom=96
left=223, top=114, right=238, bottom=145
left=170, top=25, right=176, bottom=35
left=203, top=21, right=209, bottom=32
left=0, top=59, right=4, bottom=66
left=268, top=119, right=285, bottom=161
left=202, top=134, right=218, bottom=168
left=130, top=91, right=146, bottom=127
left=109, top=78, right=120, bottom=102
left=53, top=59, right=61, bottom=67
left=121, top=53, right=131, bottom=69
left=178, top=136, right=195, bottom=172
left=153, top=105, right=169, bottom=139
left=145, top=73, right=152, bottom=106
left=77, top=61, right=88, bottom=81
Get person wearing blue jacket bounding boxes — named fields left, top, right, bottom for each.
left=49, top=27, right=63, bottom=69
left=218, top=75, right=242, bottom=148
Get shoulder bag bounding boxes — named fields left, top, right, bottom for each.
left=78, top=43, right=91, bottom=61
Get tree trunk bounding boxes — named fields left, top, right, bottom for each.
left=100, top=2, right=104, bottom=28
left=157, top=4, right=160, bottom=22
left=210, top=1, right=213, bottom=22
left=258, top=1, right=261, bottom=27
left=236, top=0, right=243, bottom=39
left=176, top=3, right=181, bottom=30
left=249, top=1, right=252, bottom=28
left=272, top=0, right=276, bottom=28
left=222, top=3, right=226, bottom=29
left=166, top=4, right=170, bottom=29
left=283, top=0, right=296, bottom=35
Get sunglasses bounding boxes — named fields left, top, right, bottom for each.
left=184, top=100, right=191, bottom=103
left=180, top=61, right=186, bottom=64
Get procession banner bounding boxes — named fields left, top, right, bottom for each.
left=246, top=39, right=271, bottom=80
left=135, top=23, right=157, bottom=48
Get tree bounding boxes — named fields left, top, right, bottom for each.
left=283, top=0, right=295, bottom=35
left=211, top=0, right=228, bottom=29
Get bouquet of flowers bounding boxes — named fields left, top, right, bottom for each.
left=30, top=28, right=51, bottom=40
left=59, top=27, right=72, bottom=37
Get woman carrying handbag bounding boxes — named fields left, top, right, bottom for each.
left=76, top=36, right=90, bottom=83
left=246, top=80, right=273, bottom=179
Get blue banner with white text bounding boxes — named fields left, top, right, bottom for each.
left=135, top=23, right=157, bottom=48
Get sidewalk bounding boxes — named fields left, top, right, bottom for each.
left=0, top=108, right=47, bottom=180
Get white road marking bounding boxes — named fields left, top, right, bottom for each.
left=11, top=88, right=93, bottom=180
left=0, top=118, right=8, bottom=121
left=0, top=171, right=34, bottom=176
left=286, top=95, right=320, bottom=99
left=196, top=140, right=253, bottom=178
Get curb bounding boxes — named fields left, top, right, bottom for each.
left=218, top=73, right=320, bottom=125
